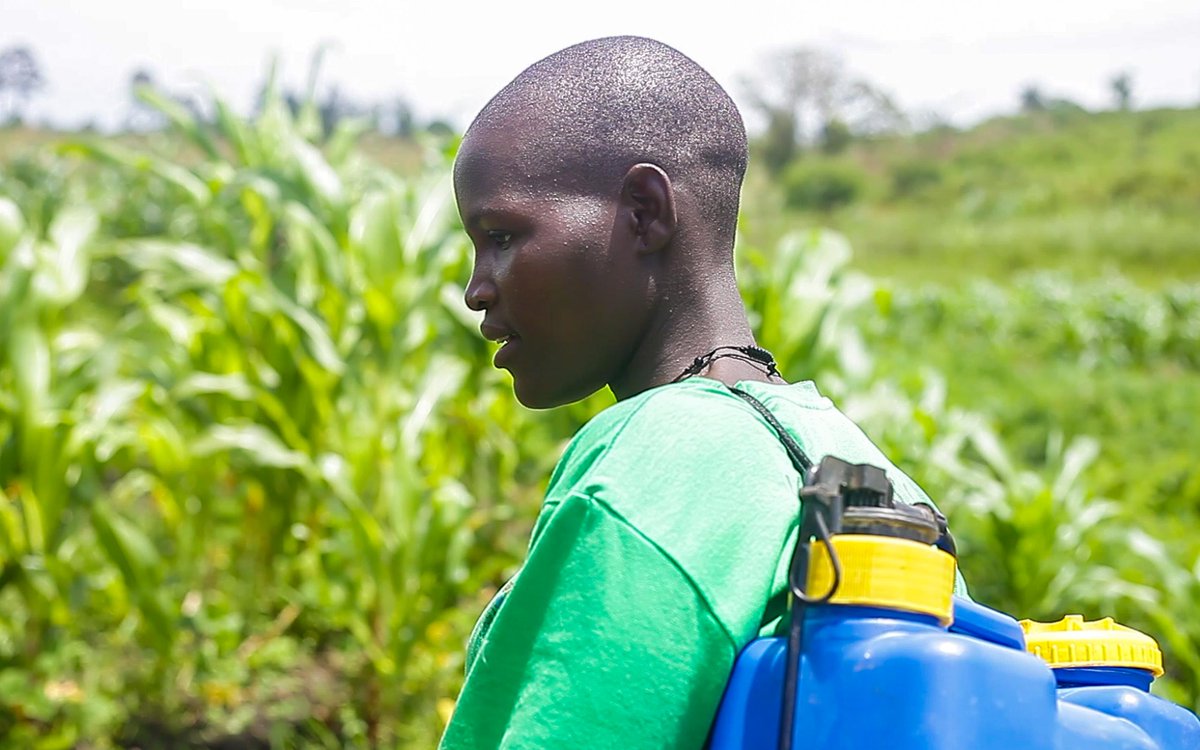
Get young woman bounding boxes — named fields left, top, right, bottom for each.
left=441, top=36, right=959, bottom=749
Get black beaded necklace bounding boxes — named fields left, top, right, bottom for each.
left=673, top=345, right=780, bottom=382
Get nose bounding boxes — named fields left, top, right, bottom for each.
left=464, top=267, right=497, bottom=312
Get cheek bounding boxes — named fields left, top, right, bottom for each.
left=502, top=199, right=640, bottom=356
left=506, top=226, right=612, bottom=328
left=505, top=245, right=597, bottom=338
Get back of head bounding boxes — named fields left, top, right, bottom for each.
left=460, top=36, right=749, bottom=249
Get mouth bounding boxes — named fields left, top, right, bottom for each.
left=493, top=334, right=520, bottom=368
left=480, top=322, right=520, bottom=367
left=481, top=322, right=518, bottom=347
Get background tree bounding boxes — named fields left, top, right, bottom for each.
left=1110, top=72, right=1134, bottom=111
left=818, top=118, right=853, bottom=155
left=838, top=80, right=906, bottom=137
left=1020, top=85, right=1047, bottom=113
left=740, top=47, right=905, bottom=173
left=0, top=46, right=46, bottom=125
left=126, top=67, right=164, bottom=130
left=375, top=96, right=416, bottom=138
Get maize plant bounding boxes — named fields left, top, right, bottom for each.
left=0, top=76, right=1197, bottom=748
left=0, top=76, right=576, bottom=747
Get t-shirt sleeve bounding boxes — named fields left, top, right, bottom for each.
left=438, top=491, right=738, bottom=750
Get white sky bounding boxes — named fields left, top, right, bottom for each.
left=5, top=0, right=1200, bottom=132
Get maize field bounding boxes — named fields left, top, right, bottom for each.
left=1, top=83, right=1198, bottom=748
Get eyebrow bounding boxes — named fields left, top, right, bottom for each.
left=464, top=206, right=519, bottom=229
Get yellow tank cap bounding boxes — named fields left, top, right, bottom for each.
left=808, top=534, right=956, bottom=624
left=1019, top=615, right=1164, bottom=676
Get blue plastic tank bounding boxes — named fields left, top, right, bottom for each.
left=711, top=599, right=1059, bottom=749
left=1024, top=615, right=1200, bottom=750
left=709, top=455, right=1200, bottom=749
left=710, top=585, right=1200, bottom=749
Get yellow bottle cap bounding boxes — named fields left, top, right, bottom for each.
left=807, top=534, right=957, bottom=624
left=1019, top=615, right=1164, bottom=676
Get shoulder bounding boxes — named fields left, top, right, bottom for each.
left=542, top=380, right=802, bottom=574
left=547, top=380, right=793, bottom=495
left=536, top=382, right=805, bottom=640
left=735, top=381, right=942, bottom=510
left=590, top=378, right=762, bottom=433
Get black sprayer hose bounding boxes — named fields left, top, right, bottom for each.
left=778, top=513, right=842, bottom=750
left=778, top=598, right=807, bottom=750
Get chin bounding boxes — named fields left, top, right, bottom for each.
left=512, top=376, right=600, bottom=410
left=512, top=385, right=574, bottom=410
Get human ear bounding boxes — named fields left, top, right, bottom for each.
left=619, top=163, right=677, bottom=254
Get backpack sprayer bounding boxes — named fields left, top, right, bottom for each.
left=708, top=452, right=1200, bottom=750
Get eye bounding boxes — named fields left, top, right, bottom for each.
left=486, top=230, right=514, bottom=250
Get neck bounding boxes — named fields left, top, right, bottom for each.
left=608, top=270, right=776, bottom=400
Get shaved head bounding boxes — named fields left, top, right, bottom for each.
left=456, top=36, right=749, bottom=249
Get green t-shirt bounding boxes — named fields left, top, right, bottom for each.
left=439, top=378, right=966, bottom=749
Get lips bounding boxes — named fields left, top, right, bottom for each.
left=480, top=321, right=517, bottom=343
left=480, top=321, right=520, bottom=367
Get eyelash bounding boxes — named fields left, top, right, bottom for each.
left=486, top=231, right=514, bottom=250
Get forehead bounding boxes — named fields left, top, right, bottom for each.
left=453, top=138, right=554, bottom=231
left=454, top=115, right=619, bottom=213
left=454, top=126, right=535, bottom=201
left=453, top=136, right=619, bottom=238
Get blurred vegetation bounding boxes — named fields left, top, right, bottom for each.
left=0, top=73, right=1198, bottom=748
left=743, top=105, right=1200, bottom=284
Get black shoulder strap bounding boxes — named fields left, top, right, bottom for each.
left=733, top=385, right=958, bottom=560
left=728, top=385, right=812, bottom=478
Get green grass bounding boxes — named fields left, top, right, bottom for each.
left=742, top=107, right=1200, bottom=285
